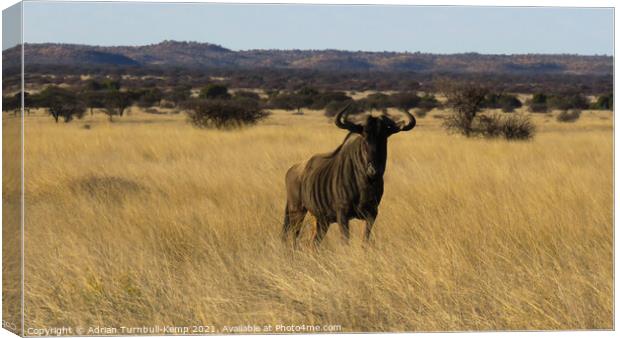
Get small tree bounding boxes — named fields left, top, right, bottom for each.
left=268, top=92, right=312, bottom=114
left=592, top=94, right=613, bottom=110
left=2, top=92, right=21, bottom=114
left=361, top=93, right=392, bottom=111
left=528, top=93, right=549, bottom=113
left=441, top=83, right=488, bottom=136
left=166, top=85, right=192, bottom=107
left=390, top=92, right=420, bottom=112
left=37, top=86, right=86, bottom=123
left=136, top=88, right=163, bottom=108
left=548, top=92, right=589, bottom=111
left=233, top=90, right=261, bottom=101
left=199, top=84, right=231, bottom=99
left=418, top=93, right=439, bottom=111
left=309, top=91, right=350, bottom=110
left=82, top=91, right=106, bottom=115
left=103, top=90, right=133, bottom=121
left=498, top=94, right=522, bottom=112
left=324, top=100, right=365, bottom=117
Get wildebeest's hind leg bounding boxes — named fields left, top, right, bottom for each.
left=282, top=202, right=307, bottom=247
left=313, top=219, right=330, bottom=247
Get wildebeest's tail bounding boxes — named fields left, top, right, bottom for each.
left=281, top=201, right=290, bottom=242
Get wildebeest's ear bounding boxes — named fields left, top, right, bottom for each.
left=335, top=103, right=363, bottom=133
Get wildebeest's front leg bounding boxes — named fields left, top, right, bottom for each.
left=364, top=215, right=376, bottom=242
left=359, top=207, right=378, bottom=242
left=313, top=219, right=330, bottom=247
left=336, top=212, right=350, bottom=244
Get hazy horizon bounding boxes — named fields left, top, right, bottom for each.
left=6, top=39, right=615, bottom=57
left=3, top=2, right=615, bottom=55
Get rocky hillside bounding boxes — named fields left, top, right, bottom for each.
left=4, top=40, right=612, bottom=75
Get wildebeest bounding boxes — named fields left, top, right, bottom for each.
left=282, top=104, right=416, bottom=246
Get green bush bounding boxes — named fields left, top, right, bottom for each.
left=323, top=100, right=365, bottom=117
left=548, top=93, right=589, bottom=110
left=233, top=90, right=261, bottom=101
left=592, top=94, right=613, bottom=110
left=390, top=92, right=420, bottom=112
left=418, top=94, right=440, bottom=111
left=199, top=84, right=231, bottom=99
left=527, top=93, right=548, bottom=113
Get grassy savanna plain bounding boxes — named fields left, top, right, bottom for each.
left=13, top=103, right=612, bottom=332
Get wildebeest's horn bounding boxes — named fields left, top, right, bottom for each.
left=399, top=109, right=416, bottom=131
left=335, top=103, right=362, bottom=133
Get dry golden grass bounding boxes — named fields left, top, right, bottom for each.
left=11, top=107, right=613, bottom=332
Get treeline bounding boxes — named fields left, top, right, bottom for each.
left=2, top=77, right=613, bottom=126
left=3, top=79, right=190, bottom=122
left=5, top=63, right=613, bottom=96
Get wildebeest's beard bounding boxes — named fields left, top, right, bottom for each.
left=361, top=116, right=392, bottom=178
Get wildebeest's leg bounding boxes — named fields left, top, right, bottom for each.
left=336, top=212, right=350, bottom=244
left=288, top=208, right=307, bottom=248
left=364, top=209, right=378, bottom=242
left=364, top=216, right=376, bottom=242
left=313, top=220, right=330, bottom=247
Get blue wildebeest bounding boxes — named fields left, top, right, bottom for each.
left=282, top=104, right=416, bottom=246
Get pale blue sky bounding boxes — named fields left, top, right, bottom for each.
left=12, top=2, right=615, bottom=55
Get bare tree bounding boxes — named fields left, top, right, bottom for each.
left=439, top=81, right=488, bottom=137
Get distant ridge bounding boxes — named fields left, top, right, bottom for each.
left=4, top=40, right=612, bottom=75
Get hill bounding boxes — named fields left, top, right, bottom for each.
left=3, top=40, right=612, bottom=75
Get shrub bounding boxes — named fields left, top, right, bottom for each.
left=556, top=109, right=581, bottom=123
left=477, top=114, right=504, bottom=138
left=199, top=84, right=231, bottom=99
left=414, top=108, right=430, bottom=118
left=476, top=113, right=535, bottom=140
left=144, top=108, right=165, bottom=114
left=501, top=114, right=535, bottom=140
left=165, top=85, right=192, bottom=107
left=268, top=92, right=311, bottom=113
left=361, top=93, right=393, bottom=110
left=418, top=94, right=440, bottom=111
left=233, top=90, right=261, bottom=101
left=390, top=92, right=420, bottom=112
left=483, top=93, right=522, bottom=112
left=2, top=92, right=20, bottom=113
left=548, top=93, right=589, bottom=110
left=136, top=88, right=163, bottom=108
left=186, top=99, right=269, bottom=129
left=309, top=91, right=351, bottom=110
left=592, top=94, right=613, bottom=110
left=324, top=100, right=365, bottom=117
left=527, top=93, right=548, bottom=113
left=499, top=95, right=522, bottom=112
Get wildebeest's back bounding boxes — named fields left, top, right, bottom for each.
left=300, top=134, right=369, bottom=222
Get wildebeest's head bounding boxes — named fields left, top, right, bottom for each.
left=335, top=104, right=416, bottom=176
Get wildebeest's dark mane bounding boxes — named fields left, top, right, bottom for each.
left=325, top=132, right=357, bottom=159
